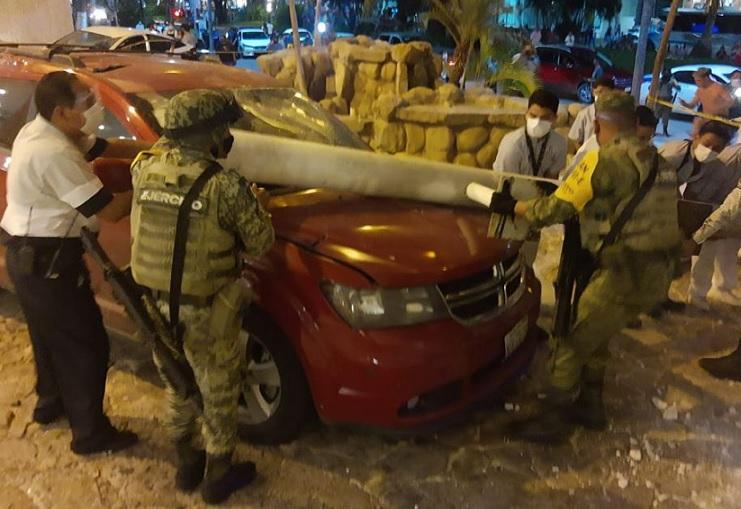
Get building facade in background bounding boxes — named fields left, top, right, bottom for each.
left=0, top=0, right=73, bottom=43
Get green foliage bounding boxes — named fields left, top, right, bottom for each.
left=471, top=35, right=540, bottom=97
left=116, top=0, right=144, bottom=27
left=274, top=2, right=306, bottom=33
left=527, top=0, right=621, bottom=32
left=143, top=0, right=167, bottom=23
left=232, top=3, right=269, bottom=24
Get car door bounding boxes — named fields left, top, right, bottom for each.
left=0, top=76, right=40, bottom=288
left=558, top=52, right=584, bottom=96
left=535, top=48, right=561, bottom=92
left=118, top=35, right=148, bottom=53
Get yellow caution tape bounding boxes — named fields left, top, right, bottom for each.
left=647, top=97, right=741, bottom=128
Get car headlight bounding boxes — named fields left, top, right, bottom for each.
left=322, top=282, right=449, bottom=329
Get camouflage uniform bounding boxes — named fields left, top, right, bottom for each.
left=509, top=93, right=681, bottom=442
left=130, top=90, right=274, bottom=462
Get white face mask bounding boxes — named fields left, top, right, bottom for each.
left=526, top=117, right=552, bottom=139
left=694, top=143, right=719, bottom=163
left=81, top=101, right=105, bottom=136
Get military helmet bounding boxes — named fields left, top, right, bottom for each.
left=163, top=89, right=242, bottom=136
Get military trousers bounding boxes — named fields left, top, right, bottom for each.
left=154, top=289, right=244, bottom=456
left=549, top=250, right=674, bottom=391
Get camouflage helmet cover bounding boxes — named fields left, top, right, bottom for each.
left=163, top=89, right=242, bottom=135
left=595, top=90, right=636, bottom=116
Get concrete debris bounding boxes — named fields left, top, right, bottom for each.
left=629, top=449, right=642, bottom=462
left=662, top=405, right=679, bottom=421
left=652, top=396, right=668, bottom=411
left=616, top=472, right=629, bottom=489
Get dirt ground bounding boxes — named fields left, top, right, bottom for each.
left=2, top=263, right=741, bottom=509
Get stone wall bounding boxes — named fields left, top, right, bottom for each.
left=258, top=36, right=577, bottom=170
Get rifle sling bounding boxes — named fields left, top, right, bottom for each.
left=169, top=162, right=222, bottom=337
left=598, top=152, right=659, bottom=255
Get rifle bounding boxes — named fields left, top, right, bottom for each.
left=80, top=228, right=202, bottom=406
left=552, top=218, right=595, bottom=337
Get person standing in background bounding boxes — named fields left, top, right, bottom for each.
left=680, top=68, right=734, bottom=136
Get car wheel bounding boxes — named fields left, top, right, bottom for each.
left=577, top=82, right=593, bottom=103
left=237, top=307, right=311, bottom=444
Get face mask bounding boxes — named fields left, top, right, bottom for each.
left=526, top=117, right=552, bottom=139
left=81, top=101, right=105, bottom=136
left=694, top=143, right=719, bottom=163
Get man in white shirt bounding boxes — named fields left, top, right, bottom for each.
left=659, top=121, right=741, bottom=309
left=1, top=71, right=147, bottom=455
left=568, top=76, right=615, bottom=152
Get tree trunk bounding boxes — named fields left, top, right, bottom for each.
left=288, top=0, right=308, bottom=95
left=631, top=0, right=655, bottom=101
left=634, top=0, right=644, bottom=26
left=647, top=0, right=680, bottom=107
left=449, top=41, right=470, bottom=87
left=692, top=0, right=718, bottom=57
left=313, top=0, right=322, bottom=47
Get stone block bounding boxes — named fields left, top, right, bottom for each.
left=431, top=54, right=443, bottom=77
left=476, top=142, right=498, bottom=168
left=373, top=93, right=404, bottom=120
left=404, top=123, right=425, bottom=154
left=464, top=86, right=494, bottom=101
left=334, top=61, right=354, bottom=102
left=380, top=82, right=396, bottom=96
left=319, top=98, right=334, bottom=112
left=257, top=53, right=283, bottom=76
left=456, top=126, right=489, bottom=152
left=371, top=120, right=406, bottom=153
left=275, top=67, right=295, bottom=84
left=487, top=113, right=525, bottom=129
left=436, top=84, right=464, bottom=106
left=409, top=41, right=432, bottom=55
left=395, top=62, right=409, bottom=95
left=332, top=97, right=349, bottom=115
left=343, top=44, right=388, bottom=63
left=381, top=62, right=396, bottom=82
left=355, top=35, right=373, bottom=47
left=410, top=63, right=429, bottom=88
left=358, top=62, right=380, bottom=78
left=402, top=87, right=436, bottom=105
left=453, top=152, right=478, bottom=167
left=396, top=105, right=488, bottom=126
left=488, top=127, right=509, bottom=153
left=425, top=125, right=454, bottom=152
left=337, top=115, right=368, bottom=134
left=325, top=75, right=336, bottom=97
left=423, top=148, right=451, bottom=163
left=391, top=43, right=422, bottom=64
left=329, top=40, right=350, bottom=59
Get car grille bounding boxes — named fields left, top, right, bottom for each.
left=437, top=255, right=524, bottom=325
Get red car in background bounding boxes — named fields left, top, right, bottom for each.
left=0, top=50, right=542, bottom=443
left=536, top=45, right=633, bottom=103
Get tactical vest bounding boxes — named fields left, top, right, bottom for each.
left=580, top=138, right=681, bottom=254
left=130, top=150, right=238, bottom=297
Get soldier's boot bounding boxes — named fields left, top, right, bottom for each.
left=699, top=339, right=741, bottom=382
left=505, top=389, right=576, bottom=444
left=571, top=382, right=607, bottom=430
left=174, top=439, right=206, bottom=492
left=201, top=454, right=257, bottom=505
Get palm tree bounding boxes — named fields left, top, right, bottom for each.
left=428, top=0, right=500, bottom=86
left=471, top=34, right=540, bottom=97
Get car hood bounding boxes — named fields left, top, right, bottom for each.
left=269, top=189, right=520, bottom=287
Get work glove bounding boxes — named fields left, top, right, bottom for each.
left=488, top=192, right=517, bottom=216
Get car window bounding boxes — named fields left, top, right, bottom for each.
left=128, top=87, right=368, bottom=149
left=561, top=54, right=576, bottom=69
left=674, top=71, right=694, bottom=84
left=147, top=35, right=176, bottom=52
left=119, top=35, right=147, bottom=52
left=242, top=31, right=267, bottom=40
left=537, top=48, right=559, bottom=65
left=710, top=73, right=727, bottom=85
left=53, top=30, right=113, bottom=50
left=391, top=36, right=401, bottom=44
left=95, top=105, right=137, bottom=140
left=0, top=78, right=36, bottom=148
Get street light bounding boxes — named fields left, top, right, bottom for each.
left=317, top=22, right=327, bottom=34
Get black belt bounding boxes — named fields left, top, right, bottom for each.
left=151, top=290, right=213, bottom=307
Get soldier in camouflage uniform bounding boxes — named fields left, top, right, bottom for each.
left=486, top=92, right=681, bottom=443
left=129, top=89, right=274, bottom=504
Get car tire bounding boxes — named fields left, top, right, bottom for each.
left=577, top=82, right=593, bottom=103
left=237, top=307, right=312, bottom=444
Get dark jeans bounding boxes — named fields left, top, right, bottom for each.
left=6, top=242, right=113, bottom=447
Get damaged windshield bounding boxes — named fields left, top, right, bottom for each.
left=128, top=87, right=367, bottom=150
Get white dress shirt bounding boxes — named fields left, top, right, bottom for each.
left=568, top=104, right=595, bottom=146
left=1, top=115, right=103, bottom=237
left=492, top=127, right=567, bottom=179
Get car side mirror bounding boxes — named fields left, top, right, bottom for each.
left=92, top=158, right=133, bottom=193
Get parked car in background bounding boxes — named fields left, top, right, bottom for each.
left=53, top=26, right=193, bottom=54
left=0, top=49, right=542, bottom=444
left=639, top=64, right=737, bottom=114
left=536, top=44, right=632, bottom=102
left=281, top=28, right=314, bottom=47
left=377, top=32, right=429, bottom=45
left=237, top=27, right=270, bottom=57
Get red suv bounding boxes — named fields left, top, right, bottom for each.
left=0, top=50, right=542, bottom=443
left=536, top=45, right=632, bottom=103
